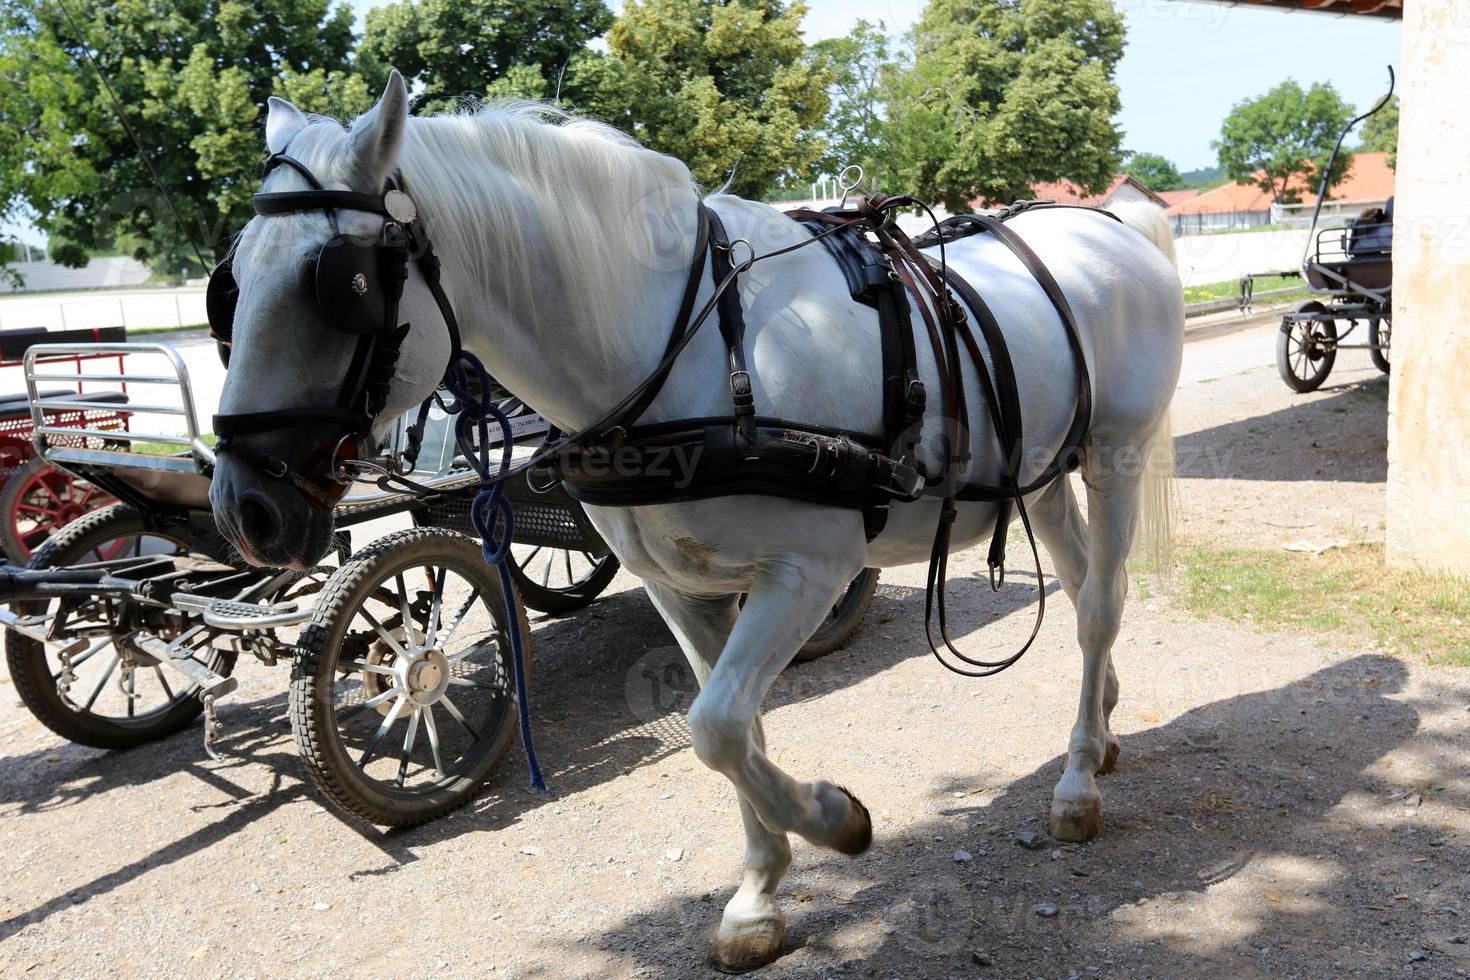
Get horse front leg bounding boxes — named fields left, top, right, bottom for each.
left=1049, top=460, right=1142, bottom=842
left=642, top=583, right=794, bottom=973
left=666, top=548, right=867, bottom=971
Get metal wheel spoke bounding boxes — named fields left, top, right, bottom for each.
left=540, top=552, right=554, bottom=587
left=447, top=636, right=498, bottom=663
left=425, top=566, right=447, bottom=647
left=447, top=675, right=495, bottom=689
left=395, top=573, right=420, bottom=646
left=343, top=659, right=396, bottom=677
left=439, top=590, right=480, bottom=648
left=358, top=695, right=408, bottom=769
left=562, top=549, right=573, bottom=587
left=51, top=639, right=110, bottom=681
left=423, top=705, right=447, bottom=778
left=439, top=694, right=480, bottom=740
left=152, top=665, right=175, bottom=701
left=357, top=607, right=408, bottom=658
left=84, top=654, right=120, bottom=711
left=338, top=684, right=404, bottom=724
left=397, top=708, right=422, bottom=787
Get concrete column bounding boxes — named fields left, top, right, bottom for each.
left=1386, top=0, right=1470, bottom=574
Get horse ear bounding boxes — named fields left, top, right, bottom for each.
left=265, top=96, right=308, bottom=154
left=346, top=69, right=409, bottom=185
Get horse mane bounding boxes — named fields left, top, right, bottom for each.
left=235, top=100, right=702, bottom=358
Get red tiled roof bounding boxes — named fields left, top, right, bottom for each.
left=1165, top=151, right=1395, bottom=216
left=974, top=174, right=1166, bottom=209
left=1155, top=189, right=1203, bottom=207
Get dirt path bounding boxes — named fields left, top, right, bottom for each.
left=2, top=321, right=1466, bottom=978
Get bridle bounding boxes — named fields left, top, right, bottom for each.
left=207, top=151, right=462, bottom=507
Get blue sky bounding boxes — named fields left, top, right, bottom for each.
left=351, top=0, right=1400, bottom=172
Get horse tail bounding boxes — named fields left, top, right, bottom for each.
left=1110, top=201, right=1178, bottom=269
left=1132, top=403, right=1176, bottom=579
left=1108, top=202, right=1179, bottom=577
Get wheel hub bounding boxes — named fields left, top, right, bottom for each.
left=397, top=646, right=450, bottom=706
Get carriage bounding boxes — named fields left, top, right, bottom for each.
left=0, top=341, right=876, bottom=825
left=0, top=327, right=133, bottom=560
left=1240, top=71, right=1396, bottom=394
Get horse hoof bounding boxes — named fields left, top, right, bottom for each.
left=1098, top=738, right=1121, bottom=775
left=830, top=785, right=872, bottom=856
left=709, top=918, right=784, bottom=974
left=1050, top=795, right=1102, bottom=842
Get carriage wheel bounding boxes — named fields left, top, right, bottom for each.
left=506, top=543, right=620, bottom=614
left=1276, top=302, right=1338, bottom=393
left=290, top=528, right=528, bottom=826
left=791, top=568, right=880, bottom=663
left=1369, top=317, right=1391, bottom=375
left=5, top=504, right=228, bottom=749
left=0, top=458, right=116, bottom=564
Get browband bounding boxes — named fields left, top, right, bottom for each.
left=253, top=190, right=389, bottom=217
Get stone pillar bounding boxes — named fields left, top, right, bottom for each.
left=1386, top=0, right=1470, bottom=574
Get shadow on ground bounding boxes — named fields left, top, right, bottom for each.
left=0, top=574, right=1055, bottom=940
left=1176, top=377, right=1388, bottom=484
left=589, top=655, right=1470, bottom=977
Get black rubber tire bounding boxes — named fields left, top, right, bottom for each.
left=1276, top=302, right=1337, bottom=393
left=4, top=503, right=224, bottom=749
left=289, top=527, right=530, bottom=827
left=1369, top=317, right=1391, bottom=375
left=507, top=548, right=620, bottom=614
left=0, top=458, right=113, bottom=564
left=792, top=568, right=880, bottom=663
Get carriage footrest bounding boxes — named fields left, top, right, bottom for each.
left=172, top=593, right=313, bottom=631
left=131, top=633, right=238, bottom=698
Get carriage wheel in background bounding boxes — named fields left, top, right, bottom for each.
left=291, top=528, right=527, bottom=826
left=1276, top=301, right=1338, bottom=393
left=0, top=458, right=116, bottom=564
left=791, top=568, right=880, bottom=663
left=5, top=504, right=226, bottom=749
left=506, top=544, right=620, bottom=614
left=1369, top=317, right=1391, bottom=375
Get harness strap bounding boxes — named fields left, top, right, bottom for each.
left=704, top=209, right=757, bottom=444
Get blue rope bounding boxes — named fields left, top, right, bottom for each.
left=442, top=351, right=546, bottom=792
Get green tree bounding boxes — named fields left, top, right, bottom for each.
left=809, top=20, right=889, bottom=189
left=361, top=0, right=613, bottom=109
left=881, top=0, right=1126, bottom=211
left=0, top=0, right=367, bottom=278
left=1125, top=152, right=1185, bottom=192
left=570, top=0, right=830, bottom=197
left=1213, top=80, right=1356, bottom=205
left=1360, top=94, right=1398, bottom=169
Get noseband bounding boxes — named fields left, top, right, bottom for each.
left=208, top=152, right=462, bottom=507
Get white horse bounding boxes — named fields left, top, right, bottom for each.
left=211, top=73, right=1183, bottom=971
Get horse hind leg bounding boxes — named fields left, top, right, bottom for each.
left=1029, top=478, right=1122, bottom=775
left=1049, top=453, right=1143, bottom=843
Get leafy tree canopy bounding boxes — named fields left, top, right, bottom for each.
left=882, top=0, right=1127, bottom=211
left=0, top=0, right=367, bottom=275
left=1124, top=151, right=1185, bottom=192
left=1213, top=79, right=1355, bottom=205
left=361, top=0, right=612, bottom=110
left=808, top=20, right=889, bottom=190
left=1359, top=93, right=1398, bottom=169
left=570, top=0, right=830, bottom=197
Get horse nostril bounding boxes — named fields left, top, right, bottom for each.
left=237, top=493, right=281, bottom=544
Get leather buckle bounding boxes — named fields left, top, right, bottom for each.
left=904, top=374, right=926, bottom=419
left=886, top=457, right=924, bottom=499
left=730, top=370, right=754, bottom=413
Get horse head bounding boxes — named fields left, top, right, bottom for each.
left=209, top=71, right=456, bottom=568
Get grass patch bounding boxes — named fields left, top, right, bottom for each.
left=126, top=433, right=217, bottom=456
left=125, top=322, right=209, bottom=336
left=1174, top=542, right=1470, bottom=666
left=1181, top=274, right=1300, bottom=304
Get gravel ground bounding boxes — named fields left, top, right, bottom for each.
left=1, top=318, right=1466, bottom=978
